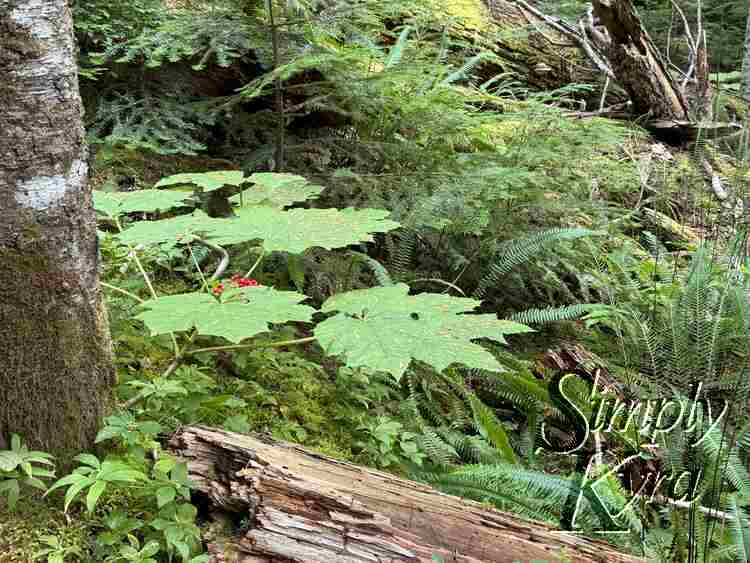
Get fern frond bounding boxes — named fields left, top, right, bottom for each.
left=724, top=494, right=750, bottom=562
left=384, top=26, right=412, bottom=69
left=508, top=303, right=595, bottom=325
left=349, top=251, right=394, bottom=286
left=385, top=228, right=416, bottom=281
left=467, top=393, right=517, bottom=464
left=441, top=52, right=494, bottom=86
left=474, top=228, right=597, bottom=299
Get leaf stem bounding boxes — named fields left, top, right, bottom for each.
left=113, top=217, right=179, bottom=355
left=187, top=241, right=209, bottom=289
left=200, top=239, right=230, bottom=281
left=186, top=336, right=316, bottom=356
left=121, top=335, right=316, bottom=410
left=409, top=278, right=466, bottom=296
left=245, top=248, right=265, bottom=278
left=100, top=282, right=145, bottom=304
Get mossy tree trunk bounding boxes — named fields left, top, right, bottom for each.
left=0, top=0, right=114, bottom=467
left=743, top=7, right=750, bottom=101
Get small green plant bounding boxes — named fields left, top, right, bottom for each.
left=46, top=454, right=147, bottom=513
left=0, top=434, right=55, bottom=510
left=32, top=534, right=84, bottom=563
left=96, top=412, right=163, bottom=460
left=357, top=416, right=426, bottom=468
left=97, top=509, right=146, bottom=550
left=104, top=538, right=160, bottom=563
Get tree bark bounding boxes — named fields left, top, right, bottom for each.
left=590, top=0, right=689, bottom=121
left=170, top=426, right=644, bottom=563
left=0, top=0, right=114, bottom=465
left=743, top=8, right=750, bottom=102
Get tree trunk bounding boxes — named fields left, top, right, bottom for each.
left=170, top=426, right=644, bottom=563
left=743, top=8, right=750, bottom=102
left=0, top=0, right=114, bottom=465
left=590, top=0, right=689, bottom=121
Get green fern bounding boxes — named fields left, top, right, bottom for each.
left=508, top=303, right=596, bottom=325
left=474, top=228, right=598, bottom=300
left=384, top=26, right=413, bottom=69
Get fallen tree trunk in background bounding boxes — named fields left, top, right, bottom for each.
left=589, top=0, right=690, bottom=122
left=462, top=0, right=744, bottom=143
left=170, top=426, right=644, bottom=563
left=473, top=0, right=607, bottom=93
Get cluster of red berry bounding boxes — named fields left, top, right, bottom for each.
left=213, top=274, right=259, bottom=296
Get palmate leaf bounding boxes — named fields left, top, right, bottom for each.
left=315, top=284, right=532, bottom=380
left=155, top=170, right=248, bottom=192
left=229, top=173, right=325, bottom=208
left=207, top=207, right=400, bottom=252
left=117, top=207, right=400, bottom=253
left=136, top=286, right=315, bottom=343
left=117, top=210, right=224, bottom=246
left=93, top=190, right=192, bottom=218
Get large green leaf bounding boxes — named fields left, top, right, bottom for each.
left=136, top=287, right=315, bottom=343
left=315, top=284, right=532, bottom=379
left=155, top=171, right=248, bottom=192
left=117, top=207, right=399, bottom=253
left=207, top=207, right=400, bottom=252
left=117, top=211, right=223, bottom=246
left=93, top=191, right=191, bottom=218
left=229, top=173, right=324, bottom=208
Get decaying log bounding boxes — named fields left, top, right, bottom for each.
left=641, top=208, right=700, bottom=246
left=448, top=0, right=611, bottom=95
left=590, top=0, right=689, bottom=122
left=539, top=343, right=626, bottom=399
left=170, top=426, right=644, bottom=563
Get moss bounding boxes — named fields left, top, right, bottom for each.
left=0, top=234, right=113, bottom=471
left=440, top=0, right=491, bottom=31
left=0, top=495, right=94, bottom=562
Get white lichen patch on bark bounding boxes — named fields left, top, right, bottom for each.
left=8, top=1, right=71, bottom=78
left=14, top=158, right=86, bottom=211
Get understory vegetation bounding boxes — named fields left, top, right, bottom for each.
left=3, top=0, right=750, bottom=561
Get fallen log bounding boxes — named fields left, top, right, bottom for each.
left=169, top=425, right=644, bottom=563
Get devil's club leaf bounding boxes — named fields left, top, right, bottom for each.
left=94, top=191, right=191, bottom=218
left=116, top=211, right=223, bottom=246
left=155, top=171, right=248, bottom=192
left=117, top=207, right=398, bottom=253
left=229, top=173, right=324, bottom=208
left=207, top=207, right=400, bottom=252
left=136, top=287, right=315, bottom=343
left=315, top=284, right=532, bottom=379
